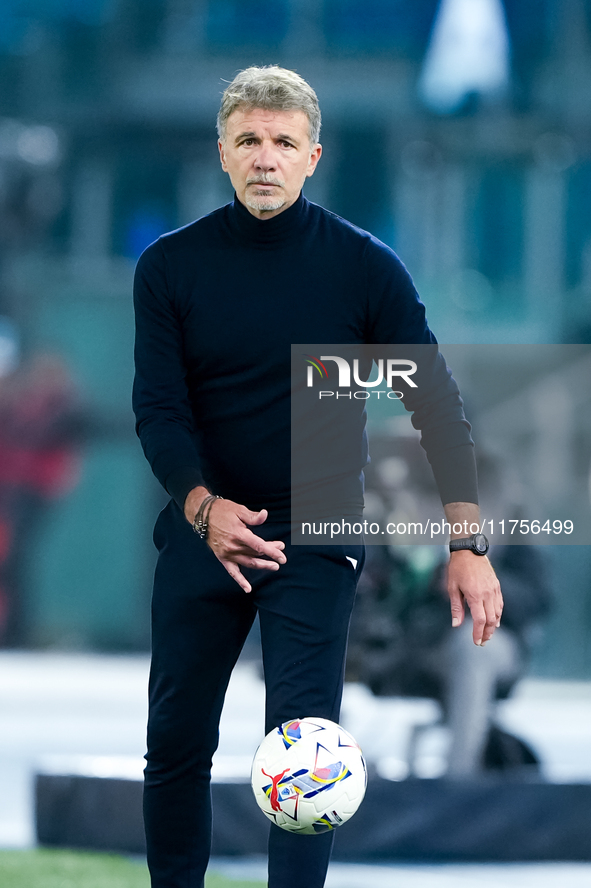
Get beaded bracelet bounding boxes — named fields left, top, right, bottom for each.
left=192, top=494, right=223, bottom=539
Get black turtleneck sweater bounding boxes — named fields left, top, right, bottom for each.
left=132, top=193, right=477, bottom=520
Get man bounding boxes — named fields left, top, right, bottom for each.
left=133, top=66, right=502, bottom=888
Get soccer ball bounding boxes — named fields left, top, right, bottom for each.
left=251, top=717, right=367, bottom=834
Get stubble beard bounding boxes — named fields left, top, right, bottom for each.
left=245, top=176, right=286, bottom=214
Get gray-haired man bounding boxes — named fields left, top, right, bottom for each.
left=133, top=66, right=502, bottom=888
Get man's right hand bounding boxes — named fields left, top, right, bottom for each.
left=184, top=486, right=286, bottom=593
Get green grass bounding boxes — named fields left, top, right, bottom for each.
left=0, top=849, right=266, bottom=888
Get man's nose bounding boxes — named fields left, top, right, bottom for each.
left=254, top=143, right=278, bottom=171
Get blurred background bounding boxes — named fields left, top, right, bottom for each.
left=0, top=0, right=589, bottom=664
left=0, top=0, right=590, bottom=876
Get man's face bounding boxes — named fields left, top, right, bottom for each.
left=218, top=107, right=322, bottom=219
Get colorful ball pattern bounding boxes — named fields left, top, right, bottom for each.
left=251, top=717, right=367, bottom=835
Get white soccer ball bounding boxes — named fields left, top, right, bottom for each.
left=251, top=717, right=367, bottom=835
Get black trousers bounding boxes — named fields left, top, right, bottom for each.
left=144, top=501, right=364, bottom=888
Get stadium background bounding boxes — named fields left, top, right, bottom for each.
left=0, top=1, right=590, bottom=673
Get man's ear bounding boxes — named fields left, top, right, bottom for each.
left=218, top=140, right=228, bottom=172
left=306, top=143, right=322, bottom=178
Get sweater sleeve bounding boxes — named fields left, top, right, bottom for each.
left=132, top=239, right=205, bottom=511
left=364, top=237, right=478, bottom=506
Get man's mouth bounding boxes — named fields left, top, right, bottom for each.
left=248, top=180, right=282, bottom=189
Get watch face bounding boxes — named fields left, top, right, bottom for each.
left=473, top=533, right=488, bottom=554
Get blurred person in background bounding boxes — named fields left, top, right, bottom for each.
left=133, top=66, right=502, bottom=888
left=0, top=321, right=87, bottom=646
left=348, top=451, right=551, bottom=777
left=440, top=453, right=552, bottom=776
left=441, top=543, right=551, bottom=776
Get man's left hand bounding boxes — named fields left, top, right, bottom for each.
left=447, top=551, right=503, bottom=645
left=444, top=501, right=503, bottom=645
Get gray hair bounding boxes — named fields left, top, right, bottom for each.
left=217, top=66, right=321, bottom=145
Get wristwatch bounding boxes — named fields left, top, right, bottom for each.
left=449, top=532, right=489, bottom=556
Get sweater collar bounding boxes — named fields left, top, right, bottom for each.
left=227, top=191, right=309, bottom=245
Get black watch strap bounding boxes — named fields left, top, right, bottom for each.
left=449, top=533, right=489, bottom=556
